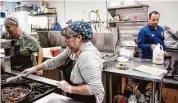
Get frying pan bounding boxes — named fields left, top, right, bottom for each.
left=1, top=83, right=32, bottom=103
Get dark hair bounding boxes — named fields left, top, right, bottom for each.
left=61, top=27, right=75, bottom=36
left=149, top=11, right=160, bottom=19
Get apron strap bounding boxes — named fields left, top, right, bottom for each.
left=60, top=56, right=96, bottom=103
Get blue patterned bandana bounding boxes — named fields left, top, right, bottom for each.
left=68, top=21, right=93, bottom=40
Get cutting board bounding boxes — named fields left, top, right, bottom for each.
left=133, top=65, right=167, bottom=76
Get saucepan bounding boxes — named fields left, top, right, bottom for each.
left=1, top=83, right=32, bottom=103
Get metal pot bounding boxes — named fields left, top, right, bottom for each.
left=0, top=56, right=11, bottom=72
left=1, top=83, right=32, bottom=103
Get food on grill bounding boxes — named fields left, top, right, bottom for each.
left=2, top=86, right=30, bottom=102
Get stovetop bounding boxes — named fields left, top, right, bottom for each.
left=1, top=72, right=57, bottom=103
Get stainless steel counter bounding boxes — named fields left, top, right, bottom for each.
left=34, top=93, right=81, bottom=103
left=103, top=58, right=169, bottom=103
left=103, top=58, right=168, bottom=82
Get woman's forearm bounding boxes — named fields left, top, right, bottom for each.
left=71, top=85, right=90, bottom=95
left=35, top=63, right=45, bottom=71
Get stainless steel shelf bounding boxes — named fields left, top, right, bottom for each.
left=108, top=4, right=149, bottom=10
left=163, top=78, right=178, bottom=85
left=108, top=20, right=148, bottom=23
left=29, top=13, right=57, bottom=16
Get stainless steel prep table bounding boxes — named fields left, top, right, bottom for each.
left=103, top=58, right=169, bottom=103
left=33, top=93, right=81, bottom=103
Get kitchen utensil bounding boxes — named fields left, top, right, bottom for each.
left=6, top=74, right=23, bottom=83
left=1, top=83, right=32, bottom=103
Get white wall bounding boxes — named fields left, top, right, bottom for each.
left=1, top=1, right=41, bottom=34
left=139, top=1, right=178, bottom=32
left=1, top=2, right=16, bottom=15
left=65, top=1, right=107, bottom=22
left=47, top=1, right=108, bottom=31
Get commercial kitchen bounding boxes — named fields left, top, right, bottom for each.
left=0, top=0, right=178, bottom=103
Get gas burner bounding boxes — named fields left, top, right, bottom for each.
left=1, top=72, right=57, bottom=103
left=1, top=73, right=33, bottom=84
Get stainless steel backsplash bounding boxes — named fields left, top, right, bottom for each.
left=37, top=31, right=118, bottom=53
left=92, top=32, right=118, bottom=53
left=37, top=31, right=67, bottom=48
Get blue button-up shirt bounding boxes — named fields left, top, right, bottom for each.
left=138, top=24, right=167, bottom=58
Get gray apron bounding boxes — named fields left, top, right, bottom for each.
left=5, top=43, right=33, bottom=71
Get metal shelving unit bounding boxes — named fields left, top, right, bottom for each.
left=108, top=20, right=148, bottom=23
left=29, top=13, right=57, bottom=16
left=108, top=4, right=149, bottom=10
left=29, top=13, right=57, bottom=32
left=107, top=5, right=149, bottom=22
left=107, top=4, right=149, bottom=49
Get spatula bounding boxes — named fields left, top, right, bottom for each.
left=6, top=74, right=23, bottom=83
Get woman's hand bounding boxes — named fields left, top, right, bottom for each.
left=56, top=80, right=72, bottom=93
left=21, top=67, right=36, bottom=77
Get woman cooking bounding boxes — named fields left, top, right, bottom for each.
left=21, top=21, right=104, bottom=103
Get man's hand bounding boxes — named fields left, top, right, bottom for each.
left=56, top=80, right=72, bottom=93
left=21, top=67, right=36, bottom=77
left=36, top=70, right=43, bottom=76
left=151, top=44, right=157, bottom=50
left=164, top=51, right=168, bottom=57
